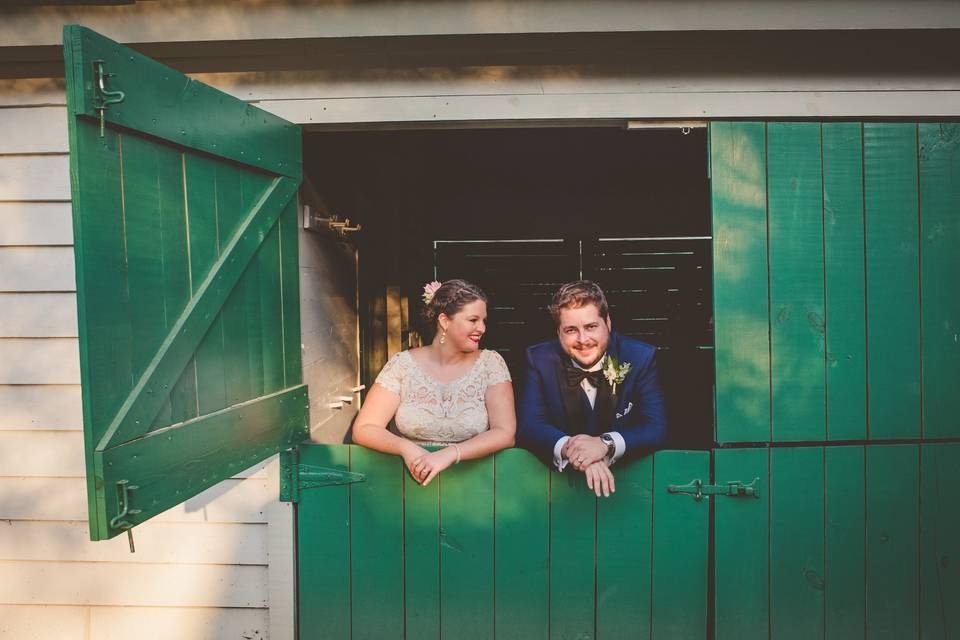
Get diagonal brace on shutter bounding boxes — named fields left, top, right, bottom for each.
left=96, top=176, right=299, bottom=451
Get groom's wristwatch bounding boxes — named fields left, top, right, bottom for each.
left=601, top=433, right=616, bottom=458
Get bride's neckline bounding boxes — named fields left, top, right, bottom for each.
left=404, top=349, right=484, bottom=387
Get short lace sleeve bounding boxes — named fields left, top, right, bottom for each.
left=483, top=350, right=512, bottom=387
left=374, top=351, right=405, bottom=394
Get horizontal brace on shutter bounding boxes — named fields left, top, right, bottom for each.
left=96, top=176, right=299, bottom=451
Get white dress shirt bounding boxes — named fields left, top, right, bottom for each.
left=553, top=355, right=626, bottom=471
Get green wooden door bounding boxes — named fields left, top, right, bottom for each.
left=711, top=122, right=960, bottom=639
left=64, top=25, right=307, bottom=540
left=293, top=445, right=711, bottom=640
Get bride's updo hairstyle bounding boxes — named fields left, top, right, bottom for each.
left=420, top=279, right=488, bottom=340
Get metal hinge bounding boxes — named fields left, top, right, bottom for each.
left=279, top=448, right=365, bottom=503
left=667, top=477, right=761, bottom=501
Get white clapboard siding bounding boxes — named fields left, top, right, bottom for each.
left=0, top=385, right=82, bottom=429
left=0, top=107, right=69, bottom=154
left=0, top=605, right=270, bottom=640
left=0, top=293, right=78, bottom=337
left=90, top=607, right=268, bottom=640
left=0, top=520, right=267, bottom=565
left=0, top=202, right=74, bottom=246
left=0, top=430, right=271, bottom=479
left=0, top=79, right=65, bottom=107
left=0, top=247, right=76, bottom=292
left=0, top=155, right=70, bottom=201
left=0, top=338, right=80, bottom=384
left=0, top=605, right=89, bottom=640
left=0, top=476, right=273, bottom=523
left=0, top=562, right=267, bottom=607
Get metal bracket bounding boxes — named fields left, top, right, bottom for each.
left=280, top=448, right=366, bottom=503
left=109, top=479, right=141, bottom=552
left=92, top=59, right=125, bottom=137
left=667, top=477, right=761, bottom=502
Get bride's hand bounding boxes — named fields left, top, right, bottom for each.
left=409, top=446, right=459, bottom=486
left=402, top=444, right=431, bottom=482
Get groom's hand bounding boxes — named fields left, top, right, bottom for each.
left=565, top=434, right=608, bottom=471
left=584, top=459, right=616, bottom=497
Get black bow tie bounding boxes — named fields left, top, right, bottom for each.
left=565, top=365, right=606, bottom=388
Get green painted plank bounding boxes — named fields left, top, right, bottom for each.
left=67, top=118, right=132, bottom=540
left=405, top=465, right=440, bottom=640
left=63, top=25, right=301, bottom=179
left=550, top=469, right=597, bottom=640
left=714, top=447, right=769, bottom=640
left=119, top=133, right=169, bottom=412
left=711, top=122, right=771, bottom=443
left=767, top=123, right=826, bottom=442
left=770, top=447, right=825, bottom=639
left=864, top=124, right=921, bottom=440
left=279, top=196, right=302, bottom=387
left=184, top=152, right=227, bottom=415
left=440, top=456, right=495, bottom=640
left=97, top=385, right=307, bottom=536
left=494, top=449, right=549, bottom=640
left=919, top=124, right=960, bottom=440
left=217, top=163, right=255, bottom=408
left=866, top=444, right=919, bottom=639
left=651, top=450, right=709, bottom=639
left=822, top=124, right=867, bottom=441
left=258, top=221, right=285, bottom=394
left=824, top=446, right=865, bottom=639
left=350, top=446, right=404, bottom=640
left=596, top=455, right=653, bottom=640
left=154, top=143, right=195, bottom=428
left=920, top=443, right=960, bottom=639
left=298, top=445, right=351, bottom=640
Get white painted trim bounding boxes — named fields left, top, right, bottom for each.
left=266, top=456, right=296, bottom=640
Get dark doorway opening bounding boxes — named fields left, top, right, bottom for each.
left=304, top=127, right=713, bottom=450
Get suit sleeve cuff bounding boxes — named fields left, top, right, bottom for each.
left=606, top=431, right=626, bottom=466
left=553, top=436, right=570, bottom=471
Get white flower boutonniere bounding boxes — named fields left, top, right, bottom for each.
left=602, top=355, right=631, bottom=396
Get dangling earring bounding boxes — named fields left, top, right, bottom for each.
left=439, top=329, right=447, bottom=345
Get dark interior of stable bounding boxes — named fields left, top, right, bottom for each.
left=304, top=127, right=714, bottom=450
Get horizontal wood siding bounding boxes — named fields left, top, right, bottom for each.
left=0, top=88, right=278, bottom=640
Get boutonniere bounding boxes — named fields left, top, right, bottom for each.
left=602, top=355, right=631, bottom=396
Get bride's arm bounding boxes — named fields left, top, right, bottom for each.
left=456, top=380, right=516, bottom=459
left=352, top=384, right=426, bottom=464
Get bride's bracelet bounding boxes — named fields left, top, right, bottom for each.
left=451, top=443, right=462, bottom=464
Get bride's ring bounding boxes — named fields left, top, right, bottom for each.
left=576, top=456, right=584, bottom=463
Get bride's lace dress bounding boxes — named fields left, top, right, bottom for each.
left=373, top=349, right=512, bottom=445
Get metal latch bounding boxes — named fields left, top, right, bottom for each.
left=92, top=59, right=125, bottom=137
left=279, top=448, right=365, bottom=503
left=667, top=477, right=760, bottom=501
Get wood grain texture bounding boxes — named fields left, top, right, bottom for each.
left=864, top=124, right=921, bottom=440
left=711, top=122, right=770, bottom=443
left=918, top=123, right=960, bottom=439
left=822, top=123, right=867, bottom=441
left=767, top=122, right=826, bottom=442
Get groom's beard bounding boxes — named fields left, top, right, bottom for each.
left=570, top=341, right=604, bottom=368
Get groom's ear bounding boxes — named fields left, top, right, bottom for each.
left=605, top=314, right=612, bottom=331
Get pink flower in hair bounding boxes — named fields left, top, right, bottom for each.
left=422, top=280, right=442, bottom=304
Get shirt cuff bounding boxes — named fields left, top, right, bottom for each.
left=605, top=431, right=626, bottom=466
left=553, top=436, right=570, bottom=471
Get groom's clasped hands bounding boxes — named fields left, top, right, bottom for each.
left=562, top=434, right=617, bottom=497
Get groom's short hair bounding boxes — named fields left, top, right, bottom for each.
left=548, top=280, right=609, bottom=325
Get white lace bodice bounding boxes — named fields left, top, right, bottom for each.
left=373, top=349, right=512, bottom=445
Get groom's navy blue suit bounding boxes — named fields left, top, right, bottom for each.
left=516, top=330, right=667, bottom=467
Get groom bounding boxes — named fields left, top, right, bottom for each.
left=517, top=280, right=667, bottom=496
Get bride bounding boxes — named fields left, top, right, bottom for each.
left=352, top=279, right=516, bottom=485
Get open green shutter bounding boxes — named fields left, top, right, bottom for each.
left=64, top=25, right=308, bottom=541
